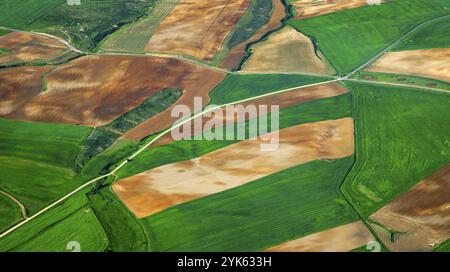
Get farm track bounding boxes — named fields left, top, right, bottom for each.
left=0, top=189, right=27, bottom=219
left=1, top=11, right=450, bottom=242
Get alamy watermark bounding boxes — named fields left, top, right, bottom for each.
left=170, top=97, right=280, bottom=151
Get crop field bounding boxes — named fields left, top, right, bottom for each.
left=342, top=82, right=450, bottom=216
left=0, top=0, right=64, bottom=29
left=145, top=0, right=250, bottom=61
left=101, top=0, right=179, bottom=53
left=0, top=66, right=54, bottom=115
left=367, top=48, right=450, bottom=82
left=0, top=194, right=22, bottom=233
left=394, top=16, right=450, bottom=51
left=1, top=0, right=449, bottom=254
left=14, top=208, right=107, bottom=252
left=290, top=0, right=374, bottom=19
left=370, top=164, right=450, bottom=252
left=1, top=55, right=225, bottom=129
left=88, top=188, right=149, bottom=252
left=0, top=118, right=91, bottom=215
left=141, top=157, right=357, bottom=251
left=154, top=82, right=348, bottom=146
left=116, top=92, right=352, bottom=179
left=0, top=188, right=88, bottom=251
left=114, top=118, right=354, bottom=218
left=266, top=221, right=374, bottom=252
left=435, top=240, right=450, bottom=252
left=288, top=0, right=450, bottom=73
left=242, top=26, right=334, bottom=74
left=0, top=32, right=67, bottom=65
left=209, top=73, right=329, bottom=105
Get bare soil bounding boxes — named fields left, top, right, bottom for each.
left=367, top=48, right=450, bottom=82
left=265, top=221, right=374, bottom=252
left=145, top=0, right=250, bottom=61
left=370, top=164, right=450, bottom=251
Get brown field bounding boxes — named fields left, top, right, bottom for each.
left=265, top=221, right=374, bottom=252
left=113, top=118, right=354, bottom=218
left=292, top=0, right=378, bottom=19
left=367, top=48, right=450, bottom=82
left=0, top=32, right=67, bottom=65
left=145, top=0, right=250, bottom=61
left=2, top=55, right=225, bottom=129
left=220, top=0, right=286, bottom=70
left=242, top=26, right=335, bottom=75
left=370, top=164, right=450, bottom=252
left=0, top=66, right=54, bottom=115
left=153, top=82, right=348, bottom=146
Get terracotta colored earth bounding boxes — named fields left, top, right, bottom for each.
left=220, top=0, right=286, bottom=70
left=265, top=221, right=374, bottom=252
left=0, top=66, right=54, bottom=116
left=153, top=82, right=348, bottom=147
left=370, top=164, right=450, bottom=252
left=242, top=26, right=335, bottom=75
left=292, top=0, right=379, bottom=19
left=367, top=48, right=450, bottom=82
left=145, top=0, right=250, bottom=61
left=0, top=32, right=67, bottom=65
left=1, top=55, right=226, bottom=128
left=113, top=118, right=354, bottom=218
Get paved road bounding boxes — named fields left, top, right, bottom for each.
left=1, top=12, right=449, bottom=239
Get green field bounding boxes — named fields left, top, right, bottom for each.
left=0, top=179, right=149, bottom=252
left=342, top=82, right=450, bottom=216
left=141, top=157, right=357, bottom=251
left=14, top=208, right=107, bottom=252
left=101, top=0, right=178, bottom=52
left=88, top=188, right=149, bottom=252
left=394, top=15, right=450, bottom=51
left=117, top=92, right=352, bottom=179
left=434, top=239, right=450, bottom=252
left=0, top=118, right=91, bottom=214
left=0, top=194, right=22, bottom=233
left=353, top=71, right=450, bottom=91
left=0, top=189, right=89, bottom=251
left=209, top=74, right=330, bottom=105
left=0, top=0, right=64, bottom=28
left=288, top=0, right=450, bottom=74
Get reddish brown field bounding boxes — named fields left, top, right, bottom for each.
left=370, top=164, right=450, bottom=252
left=153, top=82, right=348, bottom=146
left=145, top=0, right=250, bottom=61
left=2, top=55, right=225, bottom=129
left=292, top=0, right=377, bottom=19
left=113, top=118, right=354, bottom=218
left=0, top=66, right=54, bottom=115
left=220, top=0, right=286, bottom=70
left=367, top=48, right=450, bottom=82
left=265, top=221, right=374, bottom=252
left=0, top=32, right=67, bottom=65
